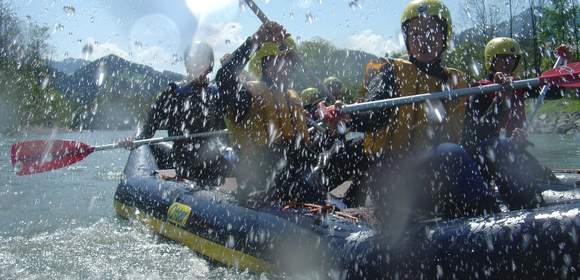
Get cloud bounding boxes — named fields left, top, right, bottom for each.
left=193, top=21, right=244, bottom=65
left=84, top=38, right=130, bottom=60
left=132, top=45, right=175, bottom=71
left=81, top=37, right=175, bottom=72
left=72, top=20, right=244, bottom=74
left=347, top=29, right=402, bottom=57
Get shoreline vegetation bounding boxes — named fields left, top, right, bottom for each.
left=528, top=98, right=580, bottom=135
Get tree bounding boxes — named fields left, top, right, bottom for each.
left=461, top=0, right=504, bottom=45
left=538, top=0, right=578, bottom=69
left=0, top=0, right=77, bottom=133
left=292, top=38, right=377, bottom=103
left=0, top=0, right=20, bottom=58
left=445, top=42, right=486, bottom=81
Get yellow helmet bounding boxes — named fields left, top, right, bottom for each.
left=300, top=87, right=323, bottom=105
left=249, top=37, right=296, bottom=78
left=484, top=37, right=522, bottom=71
left=401, top=0, right=452, bottom=46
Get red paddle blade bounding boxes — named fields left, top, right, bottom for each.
left=540, top=62, right=580, bottom=88
left=559, top=81, right=580, bottom=89
left=10, top=140, right=95, bottom=176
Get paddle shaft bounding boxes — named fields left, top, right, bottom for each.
left=342, top=77, right=543, bottom=114
left=94, top=120, right=325, bottom=152
left=243, top=0, right=270, bottom=23
left=93, top=130, right=229, bottom=151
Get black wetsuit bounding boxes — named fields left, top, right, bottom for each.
left=136, top=81, right=228, bottom=184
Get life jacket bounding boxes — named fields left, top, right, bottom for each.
left=225, top=81, right=309, bottom=153
left=362, top=58, right=467, bottom=156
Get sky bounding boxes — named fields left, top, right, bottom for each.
left=14, top=0, right=477, bottom=75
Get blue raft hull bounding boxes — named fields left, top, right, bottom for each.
left=115, top=145, right=580, bottom=279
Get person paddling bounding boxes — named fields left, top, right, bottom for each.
left=462, top=38, right=559, bottom=209
left=216, top=22, right=318, bottom=206
left=121, top=42, right=229, bottom=185
left=328, top=0, right=499, bottom=222
left=302, top=78, right=369, bottom=208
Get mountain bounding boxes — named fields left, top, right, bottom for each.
left=49, top=58, right=89, bottom=75
left=57, top=54, right=183, bottom=101
left=48, top=54, right=185, bottom=129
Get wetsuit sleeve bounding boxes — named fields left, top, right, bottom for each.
left=350, top=62, right=397, bottom=132
left=135, top=87, right=172, bottom=140
left=215, top=37, right=255, bottom=122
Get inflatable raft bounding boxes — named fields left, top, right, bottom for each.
left=115, top=145, right=580, bottom=279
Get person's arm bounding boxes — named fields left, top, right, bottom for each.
left=216, top=22, right=290, bottom=123
left=135, top=86, right=173, bottom=140
left=350, top=62, right=397, bottom=132
left=215, top=37, right=256, bottom=122
left=216, top=37, right=255, bottom=98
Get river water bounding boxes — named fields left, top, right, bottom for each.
left=0, top=130, right=578, bottom=279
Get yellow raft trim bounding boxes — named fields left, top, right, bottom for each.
left=114, top=200, right=276, bottom=274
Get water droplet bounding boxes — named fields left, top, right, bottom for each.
left=96, top=63, right=106, bottom=86
left=471, top=61, right=480, bottom=77
left=63, top=5, right=76, bottom=16
left=41, top=76, right=49, bottom=90
left=54, top=23, right=64, bottom=32
left=305, top=12, right=316, bottom=24
left=348, top=0, right=362, bottom=10
left=486, top=147, right=496, bottom=162
left=398, top=32, right=406, bottom=48
left=226, top=235, right=235, bottom=248
left=172, top=54, right=180, bottom=63
left=82, top=43, right=93, bottom=59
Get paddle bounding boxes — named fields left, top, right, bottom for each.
left=10, top=130, right=229, bottom=176
left=341, top=62, right=580, bottom=114
left=240, top=0, right=327, bottom=134
left=526, top=45, right=568, bottom=122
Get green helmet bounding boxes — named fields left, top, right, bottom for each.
left=484, top=37, right=522, bottom=71
left=323, top=76, right=343, bottom=90
left=248, top=37, right=297, bottom=79
left=301, top=87, right=323, bottom=105
left=401, top=0, right=453, bottom=47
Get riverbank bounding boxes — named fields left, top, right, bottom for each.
left=528, top=98, right=580, bottom=135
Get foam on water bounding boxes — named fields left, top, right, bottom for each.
left=0, top=218, right=253, bottom=279
left=0, top=130, right=262, bottom=280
